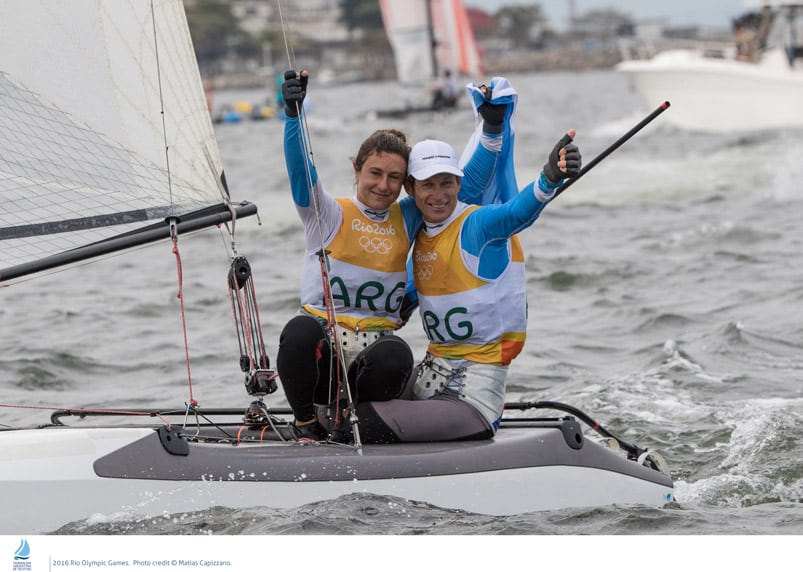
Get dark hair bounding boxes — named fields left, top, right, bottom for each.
left=352, top=129, right=410, bottom=171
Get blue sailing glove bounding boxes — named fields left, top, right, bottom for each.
left=543, top=131, right=581, bottom=184
left=282, top=69, right=308, bottom=117
left=478, top=85, right=505, bottom=135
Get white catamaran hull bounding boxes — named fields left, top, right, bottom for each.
left=0, top=424, right=673, bottom=534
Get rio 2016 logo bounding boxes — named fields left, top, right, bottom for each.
left=351, top=219, right=396, bottom=236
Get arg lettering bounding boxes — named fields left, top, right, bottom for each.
left=422, top=307, right=473, bottom=341
left=328, top=278, right=405, bottom=313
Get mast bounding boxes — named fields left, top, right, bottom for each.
left=426, top=0, right=439, bottom=79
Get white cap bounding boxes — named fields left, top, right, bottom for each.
left=408, top=139, right=464, bottom=180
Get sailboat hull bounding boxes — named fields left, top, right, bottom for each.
left=0, top=422, right=673, bottom=534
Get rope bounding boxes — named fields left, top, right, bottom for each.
left=154, top=2, right=199, bottom=409
left=170, top=220, right=198, bottom=408
left=0, top=403, right=173, bottom=428
left=227, top=256, right=273, bottom=378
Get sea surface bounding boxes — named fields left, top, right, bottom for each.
left=1, top=70, right=801, bottom=538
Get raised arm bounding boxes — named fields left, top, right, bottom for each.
left=461, top=130, right=582, bottom=279
left=459, top=77, right=518, bottom=205
left=281, top=69, right=341, bottom=246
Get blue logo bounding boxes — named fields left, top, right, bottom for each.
left=13, top=539, right=32, bottom=571
left=14, top=539, right=30, bottom=561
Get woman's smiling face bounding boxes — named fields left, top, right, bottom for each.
left=354, top=151, right=408, bottom=211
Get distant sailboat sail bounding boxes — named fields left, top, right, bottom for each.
left=0, top=0, right=255, bottom=283
left=380, top=0, right=483, bottom=85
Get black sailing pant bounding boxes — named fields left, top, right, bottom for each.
left=276, top=314, right=494, bottom=443
left=276, top=314, right=413, bottom=423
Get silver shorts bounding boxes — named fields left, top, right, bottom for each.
left=413, top=355, right=507, bottom=427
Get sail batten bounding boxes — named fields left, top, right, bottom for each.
left=0, top=0, right=238, bottom=282
left=0, top=207, right=177, bottom=240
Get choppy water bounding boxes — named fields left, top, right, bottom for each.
left=1, top=70, right=801, bottom=535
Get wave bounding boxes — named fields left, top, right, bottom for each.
left=2, top=352, right=100, bottom=392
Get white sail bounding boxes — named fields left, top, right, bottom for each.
left=431, top=0, right=484, bottom=80
left=0, top=0, right=232, bottom=280
left=380, top=0, right=483, bottom=86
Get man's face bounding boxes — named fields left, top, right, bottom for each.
left=407, top=173, right=460, bottom=224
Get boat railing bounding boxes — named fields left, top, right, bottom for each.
left=43, top=401, right=671, bottom=474
left=617, top=36, right=735, bottom=62
left=46, top=400, right=642, bottom=454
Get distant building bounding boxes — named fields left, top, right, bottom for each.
left=466, top=7, right=496, bottom=38
left=230, top=1, right=272, bottom=35
left=229, top=0, right=347, bottom=42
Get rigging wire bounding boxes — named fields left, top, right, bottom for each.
left=275, top=0, right=363, bottom=452
left=150, top=0, right=175, bottom=210
left=151, top=0, right=197, bottom=407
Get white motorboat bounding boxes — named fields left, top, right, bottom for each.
left=617, top=2, right=803, bottom=133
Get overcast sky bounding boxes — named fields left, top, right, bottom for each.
left=462, top=0, right=750, bottom=30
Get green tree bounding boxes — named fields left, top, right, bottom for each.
left=339, top=0, right=393, bottom=76
left=340, top=0, right=384, bottom=33
left=185, top=0, right=242, bottom=68
left=495, top=4, right=545, bottom=47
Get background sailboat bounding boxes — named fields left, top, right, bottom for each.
left=0, top=0, right=256, bottom=284
left=376, top=0, right=484, bottom=117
